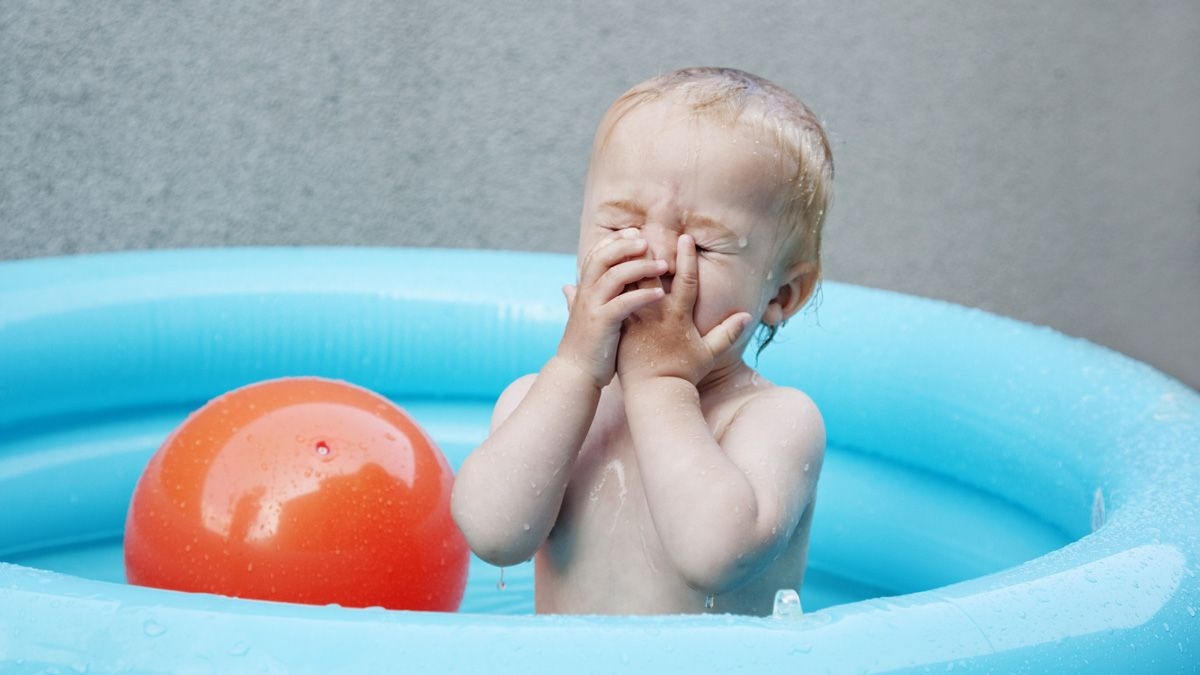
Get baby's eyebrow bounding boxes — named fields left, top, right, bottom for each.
left=599, top=199, right=645, bottom=216
left=600, top=200, right=735, bottom=237
left=681, top=211, right=736, bottom=238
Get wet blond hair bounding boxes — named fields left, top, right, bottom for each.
left=597, top=67, right=834, bottom=348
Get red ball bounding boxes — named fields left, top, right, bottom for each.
left=124, top=377, right=469, bottom=611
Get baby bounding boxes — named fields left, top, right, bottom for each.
left=451, top=67, right=832, bottom=616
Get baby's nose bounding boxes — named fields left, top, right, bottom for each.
left=644, top=230, right=677, bottom=274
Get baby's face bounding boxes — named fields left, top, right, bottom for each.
left=579, top=98, right=794, bottom=348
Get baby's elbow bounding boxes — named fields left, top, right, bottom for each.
left=453, top=524, right=526, bottom=569
left=450, top=494, right=535, bottom=568
left=675, top=556, right=752, bottom=595
left=672, top=521, right=788, bottom=593
left=672, top=539, right=762, bottom=594
left=464, top=539, right=532, bottom=569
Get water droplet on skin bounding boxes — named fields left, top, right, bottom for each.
left=522, top=523, right=531, bottom=532
left=803, top=463, right=811, bottom=472
left=737, top=236, right=748, bottom=249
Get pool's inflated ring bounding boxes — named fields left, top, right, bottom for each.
left=1, top=248, right=1196, bottom=673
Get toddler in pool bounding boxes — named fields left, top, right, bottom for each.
left=451, top=67, right=832, bottom=616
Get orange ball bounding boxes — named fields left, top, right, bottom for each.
left=124, top=377, right=469, bottom=611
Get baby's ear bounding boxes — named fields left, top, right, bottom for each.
left=762, top=261, right=818, bottom=327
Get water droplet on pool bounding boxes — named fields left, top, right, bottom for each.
left=1091, top=487, right=1106, bottom=531
left=142, top=619, right=167, bottom=637
left=772, top=588, right=802, bottom=619
left=229, top=642, right=250, bottom=656
left=497, top=568, right=507, bottom=591
left=790, top=643, right=813, bottom=655
left=704, top=594, right=715, bottom=609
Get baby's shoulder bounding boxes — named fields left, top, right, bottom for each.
left=744, top=383, right=820, bottom=415
left=714, top=374, right=820, bottom=416
left=489, top=373, right=538, bottom=429
left=719, top=382, right=824, bottom=443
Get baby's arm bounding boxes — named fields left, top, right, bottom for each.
left=450, top=228, right=666, bottom=567
left=618, top=235, right=824, bottom=592
left=623, top=381, right=824, bottom=592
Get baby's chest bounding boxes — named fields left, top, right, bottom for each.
left=548, top=419, right=657, bottom=554
left=564, top=421, right=644, bottom=524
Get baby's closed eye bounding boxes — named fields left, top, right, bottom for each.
left=692, top=238, right=735, bottom=256
left=598, top=222, right=643, bottom=235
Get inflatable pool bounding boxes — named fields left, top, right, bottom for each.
left=1, top=247, right=1196, bottom=672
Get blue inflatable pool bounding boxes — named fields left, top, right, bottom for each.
left=1, top=248, right=1197, bottom=672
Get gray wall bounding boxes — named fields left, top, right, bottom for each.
left=3, top=1, right=1197, bottom=389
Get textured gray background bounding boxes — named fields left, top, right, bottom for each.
left=2, top=1, right=1197, bottom=388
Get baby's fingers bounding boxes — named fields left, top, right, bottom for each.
left=607, top=286, right=666, bottom=320
left=562, top=284, right=577, bottom=310
left=579, top=230, right=645, bottom=284
left=702, top=312, right=753, bottom=357
left=671, top=234, right=700, bottom=308
left=596, top=257, right=667, bottom=300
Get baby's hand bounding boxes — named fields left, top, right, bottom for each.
left=558, top=229, right=669, bottom=388
left=617, top=235, right=752, bottom=386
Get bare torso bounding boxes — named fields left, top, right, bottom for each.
left=533, top=376, right=815, bottom=616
